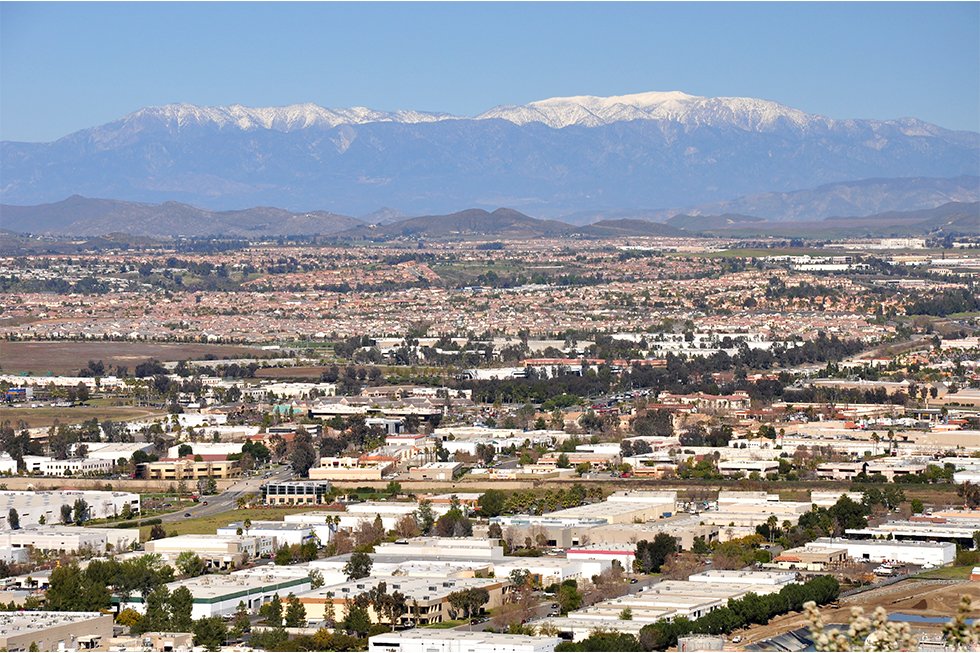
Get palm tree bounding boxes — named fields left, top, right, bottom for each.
left=243, top=518, right=252, bottom=537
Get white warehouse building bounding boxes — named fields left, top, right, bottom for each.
left=809, top=538, right=955, bottom=567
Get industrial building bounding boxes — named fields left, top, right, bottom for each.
left=298, top=576, right=507, bottom=625
left=0, top=490, right=140, bottom=529
left=217, top=521, right=316, bottom=548
left=368, top=630, right=559, bottom=653
left=117, top=573, right=312, bottom=619
left=0, top=526, right=139, bottom=555
left=0, top=611, right=113, bottom=652
left=142, top=533, right=276, bottom=569
left=809, top=538, right=955, bottom=567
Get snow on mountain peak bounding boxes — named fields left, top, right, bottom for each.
left=117, top=91, right=831, bottom=136
left=479, top=91, right=821, bottom=130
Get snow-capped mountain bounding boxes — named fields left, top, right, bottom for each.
left=2, top=91, right=977, bottom=215
left=122, top=102, right=454, bottom=132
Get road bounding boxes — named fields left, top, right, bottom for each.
left=157, top=464, right=293, bottom=523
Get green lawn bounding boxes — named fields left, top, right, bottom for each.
left=914, top=565, right=974, bottom=580
left=423, top=619, right=470, bottom=629
left=137, top=506, right=318, bottom=541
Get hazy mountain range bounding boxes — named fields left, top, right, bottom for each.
left=2, top=91, right=977, bottom=216
left=2, top=194, right=976, bottom=240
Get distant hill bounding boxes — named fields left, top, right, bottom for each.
left=666, top=213, right=764, bottom=231
left=337, top=208, right=575, bottom=240
left=0, top=195, right=362, bottom=237
left=696, top=202, right=980, bottom=238
left=681, top=176, right=980, bottom=222
left=575, top=219, right=685, bottom=238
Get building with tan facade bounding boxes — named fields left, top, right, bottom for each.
left=0, top=611, right=112, bottom=652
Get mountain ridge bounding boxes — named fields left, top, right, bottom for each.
left=2, top=91, right=977, bottom=214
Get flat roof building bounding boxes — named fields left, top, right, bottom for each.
left=368, top=630, right=559, bottom=653
left=0, top=490, right=140, bottom=529
left=298, top=576, right=507, bottom=625
left=0, top=611, right=113, bottom=652
left=810, top=538, right=955, bottom=567
left=118, top=573, right=312, bottom=619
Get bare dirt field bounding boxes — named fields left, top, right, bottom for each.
left=738, top=579, right=980, bottom=647
left=0, top=404, right=166, bottom=429
left=0, top=341, right=270, bottom=375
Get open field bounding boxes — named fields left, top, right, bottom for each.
left=0, top=340, right=273, bottom=375
left=738, top=579, right=980, bottom=647
left=137, top=506, right=320, bottom=541
left=915, top=565, right=975, bottom=580
left=0, top=404, right=166, bottom=428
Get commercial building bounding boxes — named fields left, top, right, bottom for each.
left=772, top=545, right=848, bottom=572
left=844, top=516, right=980, bottom=549
left=138, top=457, right=239, bottom=480
left=308, top=456, right=395, bottom=481
left=408, top=462, right=463, bottom=481
left=298, top=576, right=507, bottom=625
left=38, top=458, right=113, bottom=477
left=809, top=538, right=955, bottom=567
left=0, top=611, right=113, bottom=652
left=373, top=537, right=504, bottom=561
left=117, top=573, right=312, bottom=619
left=0, top=526, right=139, bottom=555
left=566, top=545, right=636, bottom=571
left=0, top=490, right=140, bottom=529
left=532, top=570, right=792, bottom=641
left=142, top=534, right=276, bottom=569
left=262, top=480, right=333, bottom=506
left=492, top=557, right=608, bottom=587
left=368, top=630, right=559, bottom=653
left=217, top=521, right=316, bottom=548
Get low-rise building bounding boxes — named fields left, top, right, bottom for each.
left=308, top=456, right=395, bottom=481
left=772, top=546, right=848, bottom=571
left=39, top=458, right=113, bottom=477
left=0, top=611, right=113, bottom=652
left=809, top=537, right=955, bottom=567
left=298, top=576, right=507, bottom=625
left=139, top=457, right=239, bottom=480
left=0, top=526, right=139, bottom=555
left=142, top=534, right=276, bottom=569
left=0, top=490, right=140, bottom=529
left=368, top=630, right=559, bottom=653
left=408, top=462, right=463, bottom=481
left=217, top=521, right=316, bottom=548
left=262, top=480, right=333, bottom=506
left=117, top=573, right=311, bottom=619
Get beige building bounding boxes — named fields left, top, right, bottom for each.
left=140, top=457, right=240, bottom=480
left=772, top=546, right=848, bottom=571
left=109, top=631, right=194, bottom=652
left=308, top=456, right=394, bottom=481
left=408, top=462, right=463, bottom=481
left=298, top=576, right=507, bottom=625
left=0, top=611, right=113, bottom=652
left=142, top=533, right=275, bottom=569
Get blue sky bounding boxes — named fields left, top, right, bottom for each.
left=2, top=2, right=978, bottom=142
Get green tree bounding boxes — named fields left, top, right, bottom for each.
left=558, top=582, right=582, bottom=614
left=72, top=497, right=89, bottom=525
left=7, top=508, right=19, bottom=530
left=192, top=616, right=228, bottom=651
left=478, top=489, right=507, bottom=517
left=259, top=595, right=283, bottom=626
left=342, top=602, right=372, bottom=636
left=176, top=551, right=206, bottom=578
left=417, top=499, right=435, bottom=534
left=60, top=503, right=73, bottom=525
left=344, top=551, right=372, bottom=580
left=285, top=593, right=307, bottom=627
left=634, top=534, right=677, bottom=574
left=170, top=586, right=194, bottom=632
